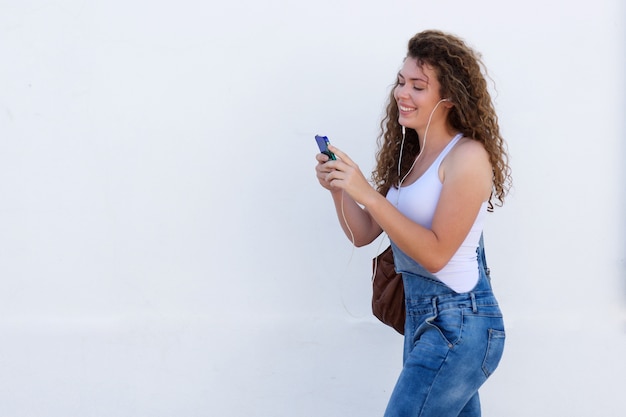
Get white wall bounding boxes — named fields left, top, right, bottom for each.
left=0, top=0, right=624, bottom=416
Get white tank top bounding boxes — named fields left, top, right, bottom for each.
left=386, top=134, right=487, bottom=292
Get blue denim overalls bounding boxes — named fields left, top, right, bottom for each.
left=383, top=236, right=505, bottom=417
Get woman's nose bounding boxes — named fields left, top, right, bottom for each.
left=395, top=84, right=409, bottom=99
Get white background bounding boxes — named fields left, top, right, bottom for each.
left=1, top=0, right=624, bottom=416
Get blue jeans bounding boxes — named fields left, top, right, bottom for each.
left=383, top=239, right=505, bottom=417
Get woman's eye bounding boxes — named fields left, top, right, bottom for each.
left=396, top=80, right=423, bottom=91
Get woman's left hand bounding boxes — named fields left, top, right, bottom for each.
left=324, top=145, right=377, bottom=205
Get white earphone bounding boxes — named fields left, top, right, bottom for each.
left=397, top=98, right=451, bottom=190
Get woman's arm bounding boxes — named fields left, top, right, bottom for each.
left=329, top=190, right=383, bottom=246
left=327, top=140, right=492, bottom=272
left=315, top=153, right=383, bottom=246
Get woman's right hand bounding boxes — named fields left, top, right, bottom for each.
left=315, top=153, right=335, bottom=190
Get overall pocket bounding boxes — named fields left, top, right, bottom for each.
left=482, top=328, right=506, bottom=377
left=423, top=308, right=464, bottom=348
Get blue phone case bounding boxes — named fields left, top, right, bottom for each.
left=315, top=135, right=336, bottom=160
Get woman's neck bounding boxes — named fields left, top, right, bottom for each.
left=416, top=124, right=458, bottom=151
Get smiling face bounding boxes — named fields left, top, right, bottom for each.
left=393, top=57, right=450, bottom=133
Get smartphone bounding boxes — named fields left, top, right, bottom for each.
left=315, top=135, right=336, bottom=160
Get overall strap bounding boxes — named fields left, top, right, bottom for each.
left=478, top=232, right=490, bottom=277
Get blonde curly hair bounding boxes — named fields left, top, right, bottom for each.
left=372, top=30, right=511, bottom=210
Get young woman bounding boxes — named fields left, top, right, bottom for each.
left=314, top=30, right=511, bottom=416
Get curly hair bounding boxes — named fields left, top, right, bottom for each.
left=372, top=30, right=511, bottom=210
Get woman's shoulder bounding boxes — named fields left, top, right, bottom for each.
left=441, top=136, right=491, bottom=183
left=449, top=136, right=489, bottom=165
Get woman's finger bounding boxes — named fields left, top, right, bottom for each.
left=328, top=145, right=356, bottom=167
left=315, top=152, right=330, bottom=163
